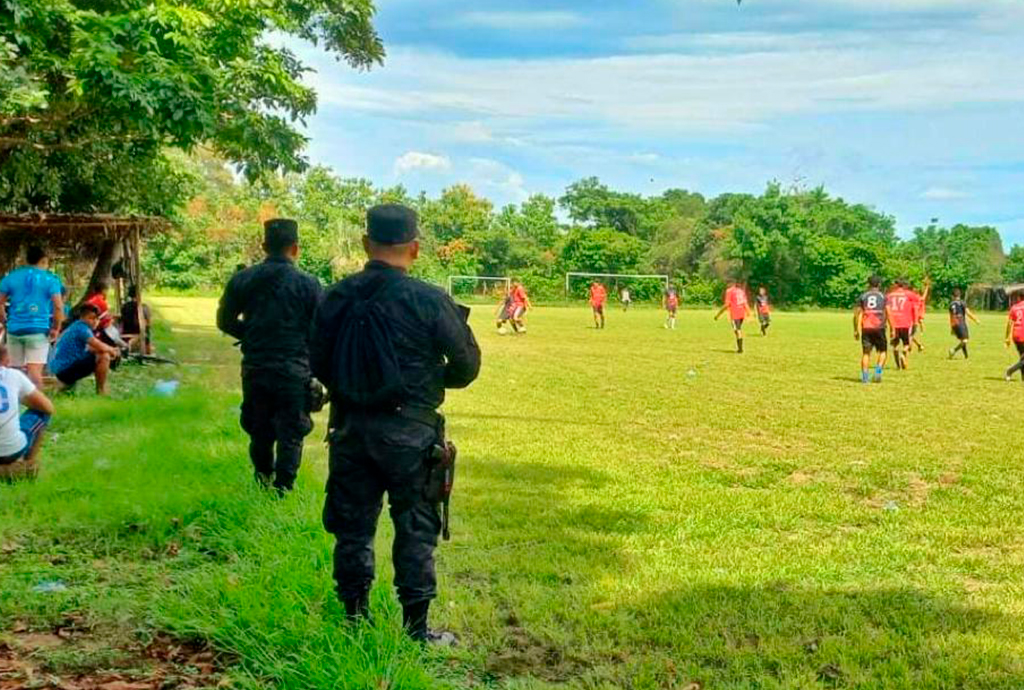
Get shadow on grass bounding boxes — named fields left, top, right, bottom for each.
left=540, top=584, right=1024, bottom=689
left=454, top=412, right=618, bottom=427
left=831, top=375, right=869, bottom=384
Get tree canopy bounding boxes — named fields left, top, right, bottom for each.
left=142, top=156, right=1021, bottom=307
left=0, top=0, right=383, bottom=214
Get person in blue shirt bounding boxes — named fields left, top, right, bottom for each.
left=0, top=246, right=65, bottom=387
left=49, top=304, right=119, bottom=396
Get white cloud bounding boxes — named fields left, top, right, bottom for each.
left=921, top=186, right=969, bottom=200
left=628, top=152, right=662, bottom=164
left=453, top=11, right=584, bottom=30
left=464, top=158, right=529, bottom=202
left=308, top=26, right=1024, bottom=137
left=393, top=151, right=451, bottom=176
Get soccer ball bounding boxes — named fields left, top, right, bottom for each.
left=498, top=327, right=508, bottom=335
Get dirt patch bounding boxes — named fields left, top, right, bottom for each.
left=1, top=627, right=230, bottom=690
left=907, top=473, right=931, bottom=507
left=485, top=619, right=590, bottom=683
left=787, top=471, right=813, bottom=486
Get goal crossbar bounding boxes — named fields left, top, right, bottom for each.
left=565, top=272, right=669, bottom=296
left=447, top=275, right=511, bottom=295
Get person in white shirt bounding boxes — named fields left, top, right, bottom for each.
left=0, top=342, right=55, bottom=481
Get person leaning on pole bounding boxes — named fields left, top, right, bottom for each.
left=310, top=204, right=481, bottom=645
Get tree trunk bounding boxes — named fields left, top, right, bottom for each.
left=86, top=240, right=121, bottom=293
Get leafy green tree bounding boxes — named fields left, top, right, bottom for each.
left=561, top=227, right=645, bottom=274
left=1, top=0, right=382, bottom=213
left=1004, top=246, right=1024, bottom=283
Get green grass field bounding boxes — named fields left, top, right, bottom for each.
left=3, top=297, right=1024, bottom=689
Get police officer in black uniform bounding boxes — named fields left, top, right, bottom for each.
left=311, top=204, right=480, bottom=643
left=217, top=219, right=323, bottom=494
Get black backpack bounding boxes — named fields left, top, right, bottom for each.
left=330, top=271, right=407, bottom=411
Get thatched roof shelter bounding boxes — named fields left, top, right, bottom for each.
left=0, top=213, right=171, bottom=351
left=0, top=213, right=169, bottom=272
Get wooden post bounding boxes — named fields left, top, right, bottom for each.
left=131, top=226, right=147, bottom=354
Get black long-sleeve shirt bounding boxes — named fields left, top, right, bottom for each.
left=217, top=255, right=323, bottom=379
left=310, top=260, right=481, bottom=411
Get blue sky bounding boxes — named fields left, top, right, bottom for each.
left=291, top=0, right=1024, bottom=246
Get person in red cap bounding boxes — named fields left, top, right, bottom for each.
left=217, top=218, right=323, bottom=495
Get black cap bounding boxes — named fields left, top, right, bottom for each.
left=367, top=204, right=418, bottom=245
left=264, top=218, right=298, bottom=254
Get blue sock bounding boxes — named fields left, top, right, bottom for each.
left=874, top=365, right=883, bottom=381
left=861, top=370, right=870, bottom=383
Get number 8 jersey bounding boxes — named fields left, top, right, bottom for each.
left=859, top=289, right=887, bottom=331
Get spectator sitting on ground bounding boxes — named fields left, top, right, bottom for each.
left=119, top=286, right=153, bottom=354
left=0, top=342, right=55, bottom=482
left=49, top=304, right=119, bottom=396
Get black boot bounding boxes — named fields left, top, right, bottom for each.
left=402, top=601, right=430, bottom=641
left=402, top=601, right=458, bottom=646
left=254, top=471, right=272, bottom=489
left=343, top=593, right=370, bottom=622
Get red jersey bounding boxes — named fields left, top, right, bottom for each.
left=907, top=290, right=923, bottom=323
left=887, top=288, right=914, bottom=329
left=1010, top=302, right=1024, bottom=342
left=725, top=287, right=748, bottom=320
left=665, top=289, right=679, bottom=309
left=589, top=284, right=607, bottom=307
left=512, top=285, right=528, bottom=308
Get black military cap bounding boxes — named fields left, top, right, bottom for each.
left=367, top=204, right=419, bottom=245
left=264, top=218, right=299, bottom=253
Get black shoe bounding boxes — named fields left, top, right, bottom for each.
left=403, top=600, right=431, bottom=641
left=343, top=594, right=370, bottom=622
left=254, top=472, right=272, bottom=489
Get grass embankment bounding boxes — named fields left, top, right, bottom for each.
left=3, top=298, right=1024, bottom=689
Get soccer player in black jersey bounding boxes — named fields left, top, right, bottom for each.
left=947, top=288, right=979, bottom=359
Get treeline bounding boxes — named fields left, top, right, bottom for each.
left=147, top=154, right=1024, bottom=306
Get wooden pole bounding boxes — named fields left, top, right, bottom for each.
left=131, top=226, right=147, bottom=354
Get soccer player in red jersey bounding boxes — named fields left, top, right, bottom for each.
left=589, top=281, right=607, bottom=329
left=1004, top=290, right=1024, bottom=382
left=714, top=281, right=751, bottom=353
left=854, top=275, right=891, bottom=383
left=510, top=281, right=531, bottom=334
left=910, top=278, right=931, bottom=353
left=663, top=285, right=680, bottom=330
left=887, top=279, right=916, bottom=370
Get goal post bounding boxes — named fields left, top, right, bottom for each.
left=446, top=275, right=512, bottom=296
left=565, top=272, right=670, bottom=299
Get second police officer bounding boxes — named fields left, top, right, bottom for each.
left=217, top=219, right=323, bottom=495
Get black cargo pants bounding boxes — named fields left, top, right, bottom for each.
left=240, top=371, right=313, bottom=491
left=323, top=412, right=442, bottom=607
